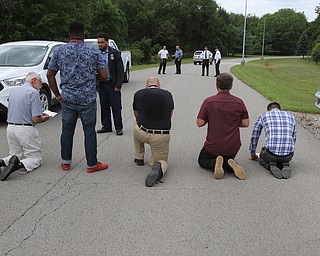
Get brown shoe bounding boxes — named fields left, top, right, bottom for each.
left=214, top=156, right=224, bottom=179
left=228, top=159, right=246, bottom=180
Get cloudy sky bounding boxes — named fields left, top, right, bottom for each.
left=217, top=0, right=319, bottom=21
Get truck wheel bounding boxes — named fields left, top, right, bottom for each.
left=40, top=89, right=51, bottom=111
left=194, top=62, right=196, bottom=65
left=123, top=65, right=130, bottom=83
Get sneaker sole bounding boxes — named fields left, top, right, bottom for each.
left=270, top=164, right=282, bottom=179
left=87, top=163, right=108, bottom=173
left=228, top=159, right=246, bottom=180
left=282, top=166, right=291, bottom=179
left=0, top=155, right=20, bottom=181
left=214, top=156, right=224, bottom=179
left=145, top=162, right=161, bottom=187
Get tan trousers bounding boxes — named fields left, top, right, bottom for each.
left=3, top=125, right=42, bottom=172
left=133, top=123, right=170, bottom=174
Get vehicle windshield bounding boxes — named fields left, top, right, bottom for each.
left=84, top=41, right=98, bottom=49
left=0, top=45, right=48, bottom=67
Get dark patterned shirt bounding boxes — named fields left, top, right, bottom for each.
left=249, top=109, right=297, bottom=156
left=48, top=42, right=105, bottom=105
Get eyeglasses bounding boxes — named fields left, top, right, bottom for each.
left=34, top=77, right=42, bottom=84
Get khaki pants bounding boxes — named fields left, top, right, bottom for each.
left=3, top=125, right=42, bottom=172
left=133, top=123, right=170, bottom=174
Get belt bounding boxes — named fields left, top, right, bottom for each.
left=8, top=123, right=33, bottom=126
left=100, top=80, right=112, bottom=84
left=138, top=124, right=170, bottom=134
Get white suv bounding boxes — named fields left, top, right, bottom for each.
left=0, top=40, right=64, bottom=112
left=193, top=50, right=213, bottom=65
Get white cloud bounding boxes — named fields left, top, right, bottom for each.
left=217, top=0, right=318, bottom=21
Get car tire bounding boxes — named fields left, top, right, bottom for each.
left=123, top=64, right=130, bottom=83
left=194, top=61, right=197, bottom=65
left=40, top=88, right=51, bottom=111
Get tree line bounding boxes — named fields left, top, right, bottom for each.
left=1, top=0, right=320, bottom=64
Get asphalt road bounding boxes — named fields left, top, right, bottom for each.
left=1, top=58, right=320, bottom=256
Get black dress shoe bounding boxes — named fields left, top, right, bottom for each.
left=97, top=127, right=112, bottom=133
left=145, top=161, right=163, bottom=187
left=0, top=155, right=21, bottom=181
left=116, top=130, right=123, bottom=136
left=134, top=158, right=144, bottom=166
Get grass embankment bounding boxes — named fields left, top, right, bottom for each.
left=231, top=58, right=320, bottom=113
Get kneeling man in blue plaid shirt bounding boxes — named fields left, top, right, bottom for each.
left=249, top=102, right=297, bottom=179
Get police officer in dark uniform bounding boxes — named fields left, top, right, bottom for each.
left=96, top=33, right=124, bottom=136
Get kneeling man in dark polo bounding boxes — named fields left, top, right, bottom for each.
left=132, top=77, right=174, bottom=187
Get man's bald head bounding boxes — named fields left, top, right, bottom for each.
left=145, top=77, right=160, bottom=88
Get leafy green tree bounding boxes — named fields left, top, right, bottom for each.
left=296, top=31, right=309, bottom=58
left=311, top=42, right=320, bottom=64
left=261, top=9, right=308, bottom=55
left=88, top=0, right=128, bottom=44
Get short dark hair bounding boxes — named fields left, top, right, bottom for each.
left=267, top=102, right=281, bottom=111
left=97, top=33, right=109, bottom=41
left=69, top=21, right=84, bottom=35
left=216, top=73, right=233, bottom=90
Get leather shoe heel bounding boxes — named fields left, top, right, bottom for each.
left=134, top=158, right=144, bottom=166
left=145, top=161, right=163, bottom=187
left=97, top=127, right=112, bottom=134
left=0, top=155, right=21, bottom=181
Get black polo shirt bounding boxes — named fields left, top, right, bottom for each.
left=133, top=86, right=174, bottom=130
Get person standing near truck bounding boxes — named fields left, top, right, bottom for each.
left=158, top=46, right=169, bottom=74
left=96, top=33, right=124, bottom=136
left=47, top=21, right=109, bottom=173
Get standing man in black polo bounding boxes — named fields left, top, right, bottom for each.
left=200, top=46, right=213, bottom=76
left=96, top=33, right=124, bottom=136
left=133, top=77, right=174, bottom=187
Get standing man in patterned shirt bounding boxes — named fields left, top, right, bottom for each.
left=249, top=102, right=297, bottom=179
left=47, top=21, right=109, bottom=173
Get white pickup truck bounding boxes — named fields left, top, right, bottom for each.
left=0, top=40, right=65, bottom=112
left=84, top=39, right=131, bottom=83
left=0, top=39, right=131, bottom=113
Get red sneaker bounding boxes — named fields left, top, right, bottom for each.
left=61, top=163, right=71, bottom=171
left=87, top=162, right=108, bottom=173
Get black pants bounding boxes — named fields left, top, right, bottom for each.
left=202, top=59, right=209, bottom=76
left=158, top=59, right=167, bottom=74
left=198, top=147, right=236, bottom=172
left=259, top=147, right=294, bottom=170
left=215, top=59, right=221, bottom=76
left=98, top=82, right=123, bottom=131
left=175, top=58, right=181, bottom=74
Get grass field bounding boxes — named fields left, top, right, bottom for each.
left=231, top=58, right=320, bottom=113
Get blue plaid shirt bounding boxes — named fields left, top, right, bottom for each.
left=48, top=42, right=105, bottom=105
left=249, top=109, right=297, bottom=156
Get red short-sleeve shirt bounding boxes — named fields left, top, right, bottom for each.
left=197, top=91, right=249, bottom=156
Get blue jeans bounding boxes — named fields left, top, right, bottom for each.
left=61, top=100, right=97, bottom=167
